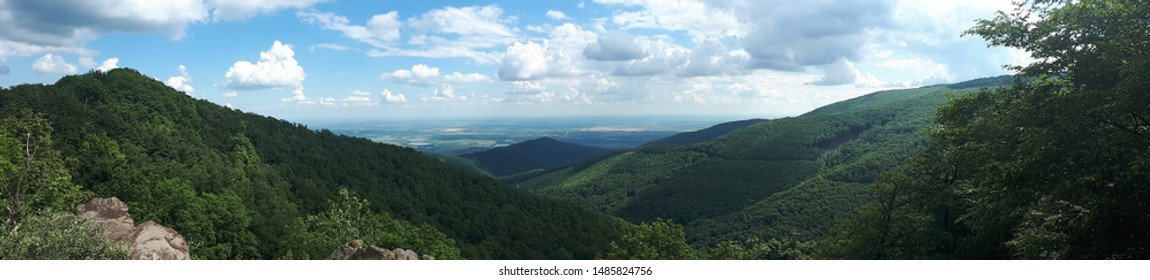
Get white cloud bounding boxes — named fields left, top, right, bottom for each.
left=407, top=5, right=516, bottom=40
left=381, top=89, right=407, bottom=103
left=381, top=64, right=490, bottom=86
left=546, top=10, right=568, bottom=21
left=225, top=40, right=306, bottom=90
left=593, top=0, right=744, bottom=39
left=297, top=10, right=399, bottom=48
left=367, top=11, right=402, bottom=42
left=309, top=43, right=355, bottom=52
left=223, top=91, right=238, bottom=98
left=95, top=58, right=119, bottom=72
left=583, top=31, right=646, bottom=61
left=165, top=65, right=195, bottom=94
left=31, top=54, right=77, bottom=74
left=282, top=87, right=314, bottom=104
left=211, top=0, right=332, bottom=21
left=498, top=41, right=578, bottom=81
left=808, top=59, right=858, bottom=86
left=319, top=97, right=336, bottom=106
left=340, top=90, right=376, bottom=107
left=678, top=40, right=748, bottom=77
left=421, top=84, right=463, bottom=102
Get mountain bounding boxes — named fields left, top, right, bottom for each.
left=0, top=69, right=627, bottom=259
left=461, top=137, right=612, bottom=177
left=641, top=118, right=764, bottom=147
left=510, top=77, right=1013, bottom=247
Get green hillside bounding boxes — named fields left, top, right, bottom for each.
left=0, top=69, right=628, bottom=259
left=462, top=137, right=612, bottom=177
left=513, top=80, right=1009, bottom=247
left=641, top=118, right=764, bottom=147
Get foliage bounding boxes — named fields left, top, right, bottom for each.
left=0, top=210, right=130, bottom=260
left=463, top=137, right=611, bottom=177
left=0, top=110, right=89, bottom=225
left=606, top=219, right=697, bottom=260
left=826, top=0, right=1150, bottom=259
left=642, top=118, right=764, bottom=147
left=284, top=188, right=463, bottom=260
left=707, top=237, right=814, bottom=260
left=522, top=83, right=995, bottom=251
left=0, top=69, right=628, bottom=259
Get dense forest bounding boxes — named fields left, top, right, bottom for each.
left=462, top=137, right=612, bottom=177
left=514, top=0, right=1150, bottom=259
left=823, top=0, right=1150, bottom=259
left=1, top=0, right=1145, bottom=260
left=0, top=69, right=631, bottom=259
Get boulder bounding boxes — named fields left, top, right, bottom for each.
left=328, top=242, right=433, bottom=260
left=130, top=221, right=190, bottom=260
left=76, top=198, right=190, bottom=260
left=74, top=197, right=135, bottom=245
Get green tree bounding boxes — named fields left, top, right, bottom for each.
left=0, top=210, right=129, bottom=260
left=606, top=219, right=697, bottom=260
left=283, top=188, right=463, bottom=260
left=0, top=110, right=88, bottom=225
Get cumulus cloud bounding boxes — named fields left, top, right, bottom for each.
left=0, top=65, right=9, bottom=75
left=0, top=0, right=332, bottom=63
left=0, top=0, right=208, bottom=45
left=165, top=65, right=195, bottom=94
left=211, top=0, right=333, bottom=21
left=583, top=31, right=646, bottom=61
left=223, top=91, right=238, bottom=98
left=381, top=64, right=490, bottom=86
left=225, top=40, right=306, bottom=90
left=381, top=89, right=407, bottom=103
left=340, top=90, right=375, bottom=107
left=546, top=10, right=568, bottom=20
left=95, top=58, right=119, bottom=72
left=31, top=54, right=77, bottom=74
left=421, top=84, right=463, bottom=102
left=743, top=1, right=893, bottom=72
left=498, top=41, right=578, bottom=81
left=677, top=40, right=749, bottom=77
left=807, top=59, right=858, bottom=86
left=297, top=10, right=400, bottom=48
left=319, top=97, right=336, bottom=106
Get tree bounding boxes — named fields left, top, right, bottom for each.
left=0, top=110, right=87, bottom=226
left=606, top=219, right=697, bottom=260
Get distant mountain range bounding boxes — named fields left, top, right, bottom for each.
left=460, top=137, right=613, bottom=177
left=509, top=76, right=1014, bottom=247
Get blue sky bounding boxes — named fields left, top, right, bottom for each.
left=0, top=0, right=1027, bottom=120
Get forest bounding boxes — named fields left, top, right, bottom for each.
left=0, top=68, right=631, bottom=260
left=2, top=0, right=1147, bottom=260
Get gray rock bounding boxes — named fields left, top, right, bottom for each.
left=76, top=198, right=190, bottom=260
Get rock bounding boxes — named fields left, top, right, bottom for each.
left=76, top=198, right=190, bottom=260
left=75, top=197, right=136, bottom=245
left=328, top=243, right=359, bottom=260
left=328, top=242, right=433, bottom=260
left=130, top=221, right=190, bottom=260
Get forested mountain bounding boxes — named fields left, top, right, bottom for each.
left=641, top=118, right=764, bottom=147
left=823, top=0, right=1150, bottom=259
left=511, top=80, right=1009, bottom=248
left=461, top=137, right=612, bottom=177
left=0, top=69, right=628, bottom=259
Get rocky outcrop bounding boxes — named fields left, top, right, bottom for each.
left=328, top=240, right=434, bottom=260
left=75, top=197, right=190, bottom=260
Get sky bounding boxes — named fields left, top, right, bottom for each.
left=0, top=0, right=1029, bottom=120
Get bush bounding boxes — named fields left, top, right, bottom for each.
left=0, top=211, right=129, bottom=260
